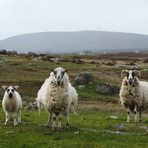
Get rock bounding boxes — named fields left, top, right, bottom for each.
left=131, top=65, right=141, bottom=70
left=74, top=131, right=79, bottom=135
left=90, top=61, right=99, bottom=64
left=50, top=57, right=67, bottom=63
left=126, top=61, right=136, bottom=65
left=105, top=61, right=116, bottom=66
left=114, top=124, right=124, bottom=130
left=6, top=131, right=14, bottom=134
left=0, top=49, right=7, bottom=55
left=7, top=50, right=17, bottom=55
left=70, top=58, right=84, bottom=64
left=143, top=58, right=148, bottom=63
left=110, top=116, right=119, bottom=119
left=27, top=52, right=38, bottom=57
left=96, top=83, right=119, bottom=95
left=38, top=54, right=46, bottom=57
left=25, top=67, right=39, bottom=72
left=75, top=72, right=93, bottom=84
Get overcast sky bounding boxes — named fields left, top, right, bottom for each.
left=0, top=0, right=148, bottom=40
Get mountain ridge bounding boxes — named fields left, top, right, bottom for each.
left=0, top=31, right=148, bottom=53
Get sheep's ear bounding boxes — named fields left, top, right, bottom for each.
left=133, top=70, right=141, bottom=77
left=2, top=86, right=8, bottom=90
left=121, top=70, right=128, bottom=77
left=51, top=68, right=56, bottom=74
left=51, top=68, right=54, bottom=72
left=14, top=86, right=19, bottom=90
left=64, top=69, right=68, bottom=73
left=51, top=68, right=57, bottom=75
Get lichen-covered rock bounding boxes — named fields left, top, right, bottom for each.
left=75, top=72, right=93, bottom=84
left=96, top=83, right=119, bottom=95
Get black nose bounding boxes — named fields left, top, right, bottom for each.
left=129, top=79, right=132, bottom=85
left=57, top=81, right=60, bottom=85
left=9, top=93, right=13, bottom=98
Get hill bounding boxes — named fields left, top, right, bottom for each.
left=0, top=31, right=148, bottom=53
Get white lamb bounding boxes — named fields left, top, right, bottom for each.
left=2, top=86, right=22, bottom=126
left=119, top=70, right=148, bottom=123
left=68, top=83, right=78, bottom=115
left=36, top=67, right=78, bottom=130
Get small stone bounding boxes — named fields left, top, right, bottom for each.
left=110, top=116, right=119, bottom=119
left=74, top=131, right=79, bottom=135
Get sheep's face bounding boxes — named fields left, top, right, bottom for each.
left=2, top=86, right=19, bottom=98
left=121, top=70, right=141, bottom=85
left=51, top=67, right=67, bottom=85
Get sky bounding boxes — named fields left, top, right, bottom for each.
left=0, top=0, right=148, bottom=40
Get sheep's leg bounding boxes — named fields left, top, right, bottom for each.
left=18, top=110, right=21, bottom=123
left=139, top=112, right=142, bottom=122
left=5, top=112, right=10, bottom=126
left=134, top=106, right=139, bottom=123
left=38, top=101, right=42, bottom=115
left=65, top=110, right=70, bottom=127
left=134, top=112, right=139, bottom=123
left=127, top=109, right=130, bottom=123
left=52, top=113, right=56, bottom=130
left=73, top=106, right=77, bottom=116
left=39, top=108, right=41, bottom=115
left=13, top=112, right=18, bottom=126
left=58, top=113, right=62, bottom=130
left=71, top=105, right=77, bottom=116
left=46, top=112, right=52, bottom=128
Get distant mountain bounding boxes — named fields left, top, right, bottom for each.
left=0, top=31, right=148, bottom=54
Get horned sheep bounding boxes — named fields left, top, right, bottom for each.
left=119, top=70, right=148, bottom=122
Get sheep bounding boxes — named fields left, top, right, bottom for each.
left=36, top=67, right=77, bottom=130
left=68, top=83, right=78, bottom=115
left=119, top=70, right=148, bottom=123
left=2, top=86, right=22, bottom=126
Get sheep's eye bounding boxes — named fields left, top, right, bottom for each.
left=12, top=89, right=14, bottom=92
left=61, top=71, right=64, bottom=77
left=7, top=89, right=10, bottom=92
left=132, top=73, right=135, bottom=77
left=127, top=73, right=129, bottom=77
left=54, top=70, right=57, bottom=75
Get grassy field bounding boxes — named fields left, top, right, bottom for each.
left=0, top=54, right=147, bottom=147
left=0, top=107, right=148, bottom=147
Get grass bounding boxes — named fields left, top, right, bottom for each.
left=0, top=54, right=147, bottom=147
left=0, top=108, right=148, bottom=148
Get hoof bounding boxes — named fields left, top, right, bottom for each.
left=14, top=123, right=18, bottom=126
left=66, top=123, right=70, bottom=127
left=5, top=122, right=9, bottom=126
left=45, top=124, right=50, bottom=128
left=52, top=126, right=56, bottom=131
left=135, top=120, right=140, bottom=123
left=58, top=127, right=62, bottom=131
